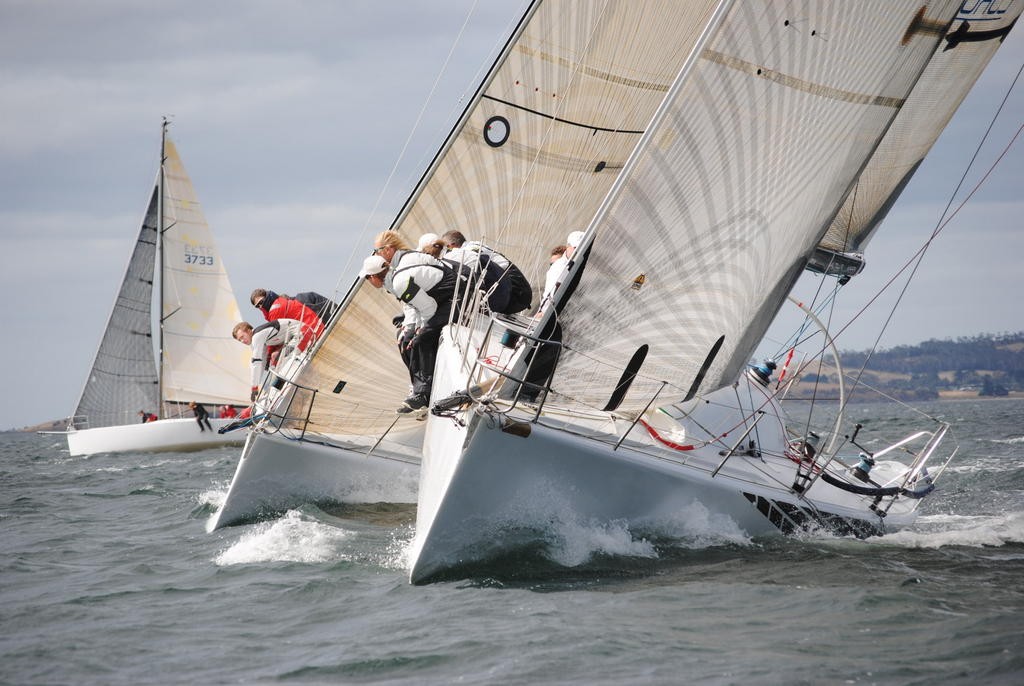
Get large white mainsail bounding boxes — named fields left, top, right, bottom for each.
left=67, top=124, right=249, bottom=456
left=542, top=1, right=968, bottom=411
left=810, top=1, right=1023, bottom=276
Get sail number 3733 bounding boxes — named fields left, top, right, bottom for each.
left=185, top=247, right=215, bottom=266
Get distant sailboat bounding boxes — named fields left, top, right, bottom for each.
left=66, top=122, right=250, bottom=456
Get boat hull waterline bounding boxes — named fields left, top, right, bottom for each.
left=209, top=428, right=421, bottom=530
left=408, top=332, right=929, bottom=583
left=411, top=407, right=922, bottom=583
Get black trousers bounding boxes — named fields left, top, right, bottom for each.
left=521, top=321, right=562, bottom=396
left=400, top=327, right=443, bottom=399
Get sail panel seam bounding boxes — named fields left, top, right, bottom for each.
left=481, top=94, right=644, bottom=134
left=703, top=49, right=906, bottom=108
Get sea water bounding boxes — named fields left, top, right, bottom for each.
left=2, top=398, right=1023, bottom=685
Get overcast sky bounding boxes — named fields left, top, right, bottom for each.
left=2, top=1, right=1022, bottom=429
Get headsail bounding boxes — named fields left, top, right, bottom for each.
left=159, top=135, right=249, bottom=408
left=285, top=0, right=725, bottom=436
left=545, top=0, right=964, bottom=411
left=71, top=188, right=160, bottom=429
left=810, top=1, right=1023, bottom=278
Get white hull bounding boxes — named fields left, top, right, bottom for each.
left=208, top=426, right=422, bottom=530
left=66, top=418, right=243, bottom=457
left=408, top=331, right=935, bottom=584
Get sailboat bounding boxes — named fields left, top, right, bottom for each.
left=66, top=122, right=251, bottom=457
left=384, top=0, right=1022, bottom=583
left=207, top=235, right=424, bottom=529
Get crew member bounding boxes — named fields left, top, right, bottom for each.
left=232, top=318, right=308, bottom=403
left=361, top=230, right=467, bottom=413
left=250, top=288, right=329, bottom=346
left=441, top=230, right=532, bottom=315
left=522, top=230, right=585, bottom=401
left=189, top=401, right=212, bottom=432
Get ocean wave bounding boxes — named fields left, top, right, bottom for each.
left=196, top=480, right=229, bottom=511
left=545, top=518, right=658, bottom=567
left=213, top=510, right=353, bottom=565
left=990, top=435, right=1024, bottom=445
left=543, top=501, right=752, bottom=568
left=869, top=511, right=1024, bottom=548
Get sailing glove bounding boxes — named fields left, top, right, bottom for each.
left=398, top=326, right=416, bottom=349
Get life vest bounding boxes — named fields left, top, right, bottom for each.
left=391, top=250, right=472, bottom=330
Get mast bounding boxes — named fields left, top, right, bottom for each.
left=157, top=118, right=167, bottom=418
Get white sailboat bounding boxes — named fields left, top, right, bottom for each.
left=207, top=233, right=424, bottom=530
left=390, top=0, right=1022, bottom=583
left=67, top=122, right=250, bottom=456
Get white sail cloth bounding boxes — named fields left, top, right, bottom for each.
left=159, top=138, right=249, bottom=407
left=547, top=0, right=967, bottom=411
left=816, top=1, right=1024, bottom=261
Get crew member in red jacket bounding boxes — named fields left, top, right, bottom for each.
left=249, top=289, right=326, bottom=350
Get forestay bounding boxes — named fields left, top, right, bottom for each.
left=547, top=0, right=965, bottom=411
left=813, top=0, right=1023, bottom=271
left=287, top=0, right=725, bottom=436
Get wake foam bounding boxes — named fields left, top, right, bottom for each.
left=197, top=480, right=229, bottom=511
left=539, top=500, right=751, bottom=568
left=870, top=511, right=1024, bottom=548
left=213, top=511, right=352, bottom=565
left=546, top=519, right=657, bottom=567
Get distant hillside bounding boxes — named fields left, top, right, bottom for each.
left=17, top=418, right=70, bottom=433
left=787, top=332, right=1024, bottom=401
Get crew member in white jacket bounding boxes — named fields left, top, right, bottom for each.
left=361, top=230, right=466, bottom=413
left=231, top=318, right=307, bottom=402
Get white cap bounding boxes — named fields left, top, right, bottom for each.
left=417, top=232, right=439, bottom=250
left=566, top=230, right=585, bottom=248
left=358, top=254, right=388, bottom=278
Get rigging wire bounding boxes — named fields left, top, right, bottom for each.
left=331, top=0, right=483, bottom=296
left=840, top=63, right=1023, bottom=394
